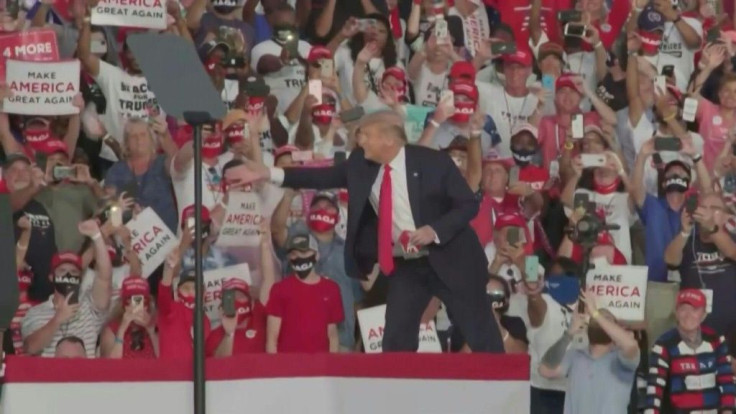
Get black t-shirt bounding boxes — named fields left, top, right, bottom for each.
left=14, top=200, right=57, bottom=302
left=680, top=228, right=736, bottom=335
left=501, top=314, right=528, bottom=344
left=306, top=0, right=386, bottom=43
left=596, top=73, right=627, bottom=112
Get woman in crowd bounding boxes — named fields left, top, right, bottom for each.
left=100, top=276, right=159, bottom=359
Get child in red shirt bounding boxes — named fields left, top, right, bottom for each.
left=266, top=232, right=343, bottom=353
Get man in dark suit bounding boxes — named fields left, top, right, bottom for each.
left=251, top=111, right=503, bottom=352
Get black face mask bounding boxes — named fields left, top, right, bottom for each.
left=488, top=290, right=509, bottom=314
left=511, top=148, right=536, bottom=167
left=290, top=255, right=316, bottom=279
left=663, top=175, right=689, bottom=193
left=213, top=5, right=236, bottom=14
left=53, top=272, right=80, bottom=296
left=273, top=25, right=297, bottom=43
left=597, top=74, right=628, bottom=112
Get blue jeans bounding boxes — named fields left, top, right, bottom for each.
left=531, top=387, right=565, bottom=414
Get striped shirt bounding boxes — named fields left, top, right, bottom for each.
left=644, top=327, right=736, bottom=414
left=20, top=292, right=106, bottom=358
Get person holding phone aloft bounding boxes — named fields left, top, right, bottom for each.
left=100, top=276, right=159, bottom=359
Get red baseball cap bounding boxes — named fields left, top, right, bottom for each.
left=121, top=276, right=150, bottom=299
left=494, top=214, right=526, bottom=230
left=501, top=50, right=532, bottom=67
left=181, top=205, right=211, bottom=229
left=37, top=139, right=69, bottom=156
left=676, top=289, right=706, bottom=309
left=51, top=252, right=83, bottom=271
left=307, top=46, right=332, bottom=63
left=222, top=277, right=250, bottom=295
left=382, top=66, right=406, bottom=83
left=511, top=123, right=539, bottom=139
left=449, top=61, right=476, bottom=82
left=555, top=73, right=579, bottom=92
left=450, top=79, right=479, bottom=101
left=481, top=156, right=514, bottom=169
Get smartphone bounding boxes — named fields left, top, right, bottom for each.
left=682, top=97, right=698, bottom=122
left=291, top=150, right=313, bottom=162
left=339, top=106, right=365, bottom=123
left=491, top=42, right=517, bottom=55
left=320, top=59, right=334, bottom=78
left=525, top=255, right=540, bottom=282
left=686, top=194, right=698, bottom=214
left=661, top=65, right=675, bottom=78
left=580, top=153, right=606, bottom=168
left=557, top=9, right=582, bottom=23
left=53, top=165, right=75, bottom=181
left=509, top=166, right=520, bottom=186
left=67, top=285, right=80, bottom=305
left=571, top=114, right=584, bottom=139
left=506, top=226, right=521, bottom=246
left=542, top=74, right=555, bottom=91
left=308, top=80, right=322, bottom=105
left=35, top=151, right=47, bottom=173
left=131, top=294, right=144, bottom=308
left=652, top=152, right=664, bottom=167
left=434, top=18, right=450, bottom=44
left=186, top=216, right=195, bottom=230
left=654, top=137, right=682, bottom=152
left=284, top=36, right=299, bottom=58
left=122, top=180, right=139, bottom=201
left=574, top=192, right=589, bottom=211
left=707, top=27, right=720, bottom=43
left=655, top=75, right=667, bottom=93
left=110, top=205, right=122, bottom=227
left=356, top=18, right=377, bottom=32
left=222, top=289, right=237, bottom=318
left=334, top=151, right=347, bottom=164
left=564, top=23, right=587, bottom=38
left=724, top=172, right=736, bottom=193
left=5, top=0, right=19, bottom=19
left=440, top=90, right=454, bottom=106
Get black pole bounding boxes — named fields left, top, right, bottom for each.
left=578, top=245, right=594, bottom=313
left=184, top=111, right=214, bottom=414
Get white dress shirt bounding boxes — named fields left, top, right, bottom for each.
left=269, top=147, right=419, bottom=243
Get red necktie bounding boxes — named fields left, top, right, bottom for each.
left=378, top=165, right=394, bottom=275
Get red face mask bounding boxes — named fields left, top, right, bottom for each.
left=246, top=96, right=266, bottom=116
left=307, top=208, right=338, bottom=232
left=18, top=268, right=32, bottom=291
left=225, top=124, right=245, bottom=144
left=180, top=295, right=195, bottom=309
left=202, top=133, right=223, bottom=159
left=24, top=128, right=53, bottom=151
left=235, top=298, right=252, bottom=323
left=338, top=189, right=348, bottom=204
left=311, top=103, right=335, bottom=125
left=638, top=30, right=662, bottom=55
left=450, top=101, right=476, bottom=123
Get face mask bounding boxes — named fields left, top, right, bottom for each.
left=18, top=268, right=32, bottom=291
left=639, top=31, right=663, bottom=55
left=663, top=175, right=689, bottom=193
left=450, top=101, right=475, bottom=123
left=225, top=124, right=245, bottom=144
left=487, top=289, right=509, bottom=313
left=53, top=272, right=80, bottom=296
left=246, top=96, right=266, bottom=116
left=290, top=255, right=316, bottom=279
left=202, top=134, right=223, bottom=158
left=235, top=298, right=252, bottom=323
left=311, top=104, right=336, bottom=125
left=587, top=319, right=612, bottom=345
left=24, top=128, right=52, bottom=151
left=511, top=148, right=536, bottom=167
left=180, top=294, right=195, bottom=309
left=213, top=5, right=236, bottom=14
left=544, top=275, right=580, bottom=306
left=307, top=208, right=338, bottom=233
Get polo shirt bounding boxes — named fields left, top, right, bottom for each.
left=637, top=194, right=681, bottom=282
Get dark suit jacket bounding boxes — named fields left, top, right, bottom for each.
left=282, top=145, right=488, bottom=290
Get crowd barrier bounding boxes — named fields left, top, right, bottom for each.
left=1, top=353, right=530, bottom=414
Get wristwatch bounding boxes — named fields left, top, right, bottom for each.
left=673, top=14, right=683, bottom=24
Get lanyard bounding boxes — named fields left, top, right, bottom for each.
left=503, top=91, right=529, bottom=133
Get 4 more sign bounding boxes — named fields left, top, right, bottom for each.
left=586, top=264, right=648, bottom=321
left=357, top=305, right=442, bottom=353
left=0, top=29, right=59, bottom=80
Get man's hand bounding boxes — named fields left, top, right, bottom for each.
left=653, top=0, right=679, bottom=21
left=583, top=25, right=601, bottom=46
left=70, top=164, right=94, bottom=185
left=409, top=225, right=438, bottom=246
left=54, top=293, right=81, bottom=324
left=693, top=206, right=717, bottom=231
left=581, top=291, right=599, bottom=316
left=567, top=310, right=586, bottom=336
left=78, top=219, right=101, bottom=238
left=432, top=94, right=455, bottom=124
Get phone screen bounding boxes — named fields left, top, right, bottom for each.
left=68, top=286, right=80, bottom=305
left=571, top=114, right=584, bottom=139
left=686, top=194, right=698, bottom=214
left=506, top=227, right=520, bottom=246
left=525, top=256, right=540, bottom=282
left=222, top=289, right=237, bottom=317
left=308, top=79, right=322, bottom=104
left=564, top=24, right=586, bottom=37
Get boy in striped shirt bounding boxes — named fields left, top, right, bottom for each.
left=645, top=289, right=736, bottom=414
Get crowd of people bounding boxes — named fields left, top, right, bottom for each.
left=4, top=0, right=736, bottom=411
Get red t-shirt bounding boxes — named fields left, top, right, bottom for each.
left=157, top=283, right=211, bottom=360
left=205, top=301, right=267, bottom=356
left=519, top=165, right=549, bottom=192
left=591, top=0, right=630, bottom=49
left=490, top=0, right=568, bottom=48
left=265, top=276, right=344, bottom=353
left=107, top=320, right=157, bottom=359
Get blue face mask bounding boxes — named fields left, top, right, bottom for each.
left=544, top=274, right=580, bottom=306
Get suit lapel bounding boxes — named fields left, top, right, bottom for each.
left=404, top=146, right=422, bottom=226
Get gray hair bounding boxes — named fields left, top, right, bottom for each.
left=122, top=117, right=157, bottom=159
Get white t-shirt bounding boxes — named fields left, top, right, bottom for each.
left=94, top=60, right=163, bottom=143
left=657, top=17, right=703, bottom=91
left=222, top=78, right=239, bottom=110
left=250, top=39, right=312, bottom=114
left=448, top=6, right=490, bottom=57
left=335, top=44, right=388, bottom=105
left=414, top=64, right=448, bottom=108
left=170, top=157, right=223, bottom=222
left=568, top=188, right=634, bottom=263
left=431, top=115, right=500, bottom=157
left=564, top=51, right=596, bottom=111
left=476, top=81, right=539, bottom=157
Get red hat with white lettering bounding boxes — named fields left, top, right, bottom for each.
left=676, top=289, right=706, bottom=309
left=51, top=252, right=83, bottom=271
left=222, top=278, right=250, bottom=295
left=555, top=73, right=579, bottom=93
left=449, top=61, right=476, bottom=82
left=181, top=205, right=211, bottom=230
left=121, top=276, right=150, bottom=300
left=37, top=139, right=69, bottom=156
left=450, top=79, right=479, bottom=101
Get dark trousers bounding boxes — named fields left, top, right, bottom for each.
left=381, top=257, right=504, bottom=353
left=530, top=387, right=565, bottom=414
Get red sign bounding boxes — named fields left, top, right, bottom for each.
left=0, top=29, right=60, bottom=80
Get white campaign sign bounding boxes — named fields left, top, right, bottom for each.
left=91, top=0, right=167, bottom=30
left=586, top=265, right=648, bottom=321
left=4, top=60, right=79, bottom=115
left=216, top=192, right=262, bottom=247
left=126, top=208, right=177, bottom=277
left=203, top=264, right=252, bottom=323
left=357, top=305, right=442, bottom=353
